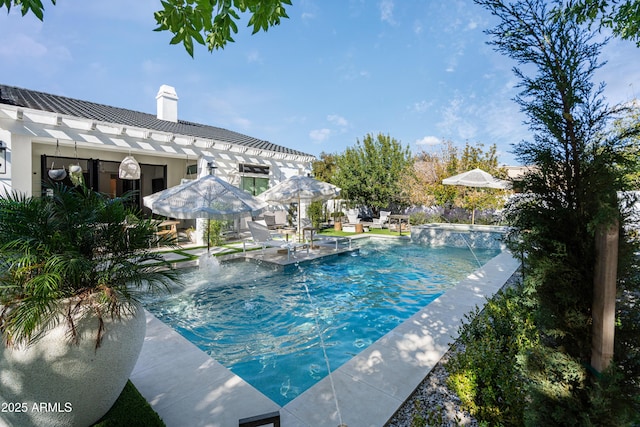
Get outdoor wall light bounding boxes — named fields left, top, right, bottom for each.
left=207, top=161, right=217, bottom=175
left=0, top=140, right=6, bottom=174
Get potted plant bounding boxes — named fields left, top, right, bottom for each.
left=332, top=211, right=344, bottom=231
left=0, top=184, right=177, bottom=427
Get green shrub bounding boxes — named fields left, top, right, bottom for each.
left=446, top=284, right=537, bottom=426
left=206, top=219, right=227, bottom=247
left=307, top=200, right=324, bottom=229
left=92, top=380, right=164, bottom=426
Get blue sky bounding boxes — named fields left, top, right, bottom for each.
left=1, top=0, right=638, bottom=166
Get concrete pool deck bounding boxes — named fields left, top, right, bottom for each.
left=131, top=247, right=520, bottom=426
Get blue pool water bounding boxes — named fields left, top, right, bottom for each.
left=142, top=239, right=500, bottom=406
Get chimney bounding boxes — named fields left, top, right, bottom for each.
left=156, top=85, right=178, bottom=122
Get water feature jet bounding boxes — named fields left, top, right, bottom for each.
left=302, top=280, right=344, bottom=426
left=198, top=251, right=221, bottom=274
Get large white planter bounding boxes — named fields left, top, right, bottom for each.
left=0, top=301, right=146, bottom=427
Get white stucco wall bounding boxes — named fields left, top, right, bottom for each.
left=9, top=134, right=32, bottom=197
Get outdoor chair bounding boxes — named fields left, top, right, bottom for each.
left=244, top=221, right=308, bottom=261
left=370, top=210, right=391, bottom=229
left=346, top=209, right=360, bottom=225
left=263, top=211, right=288, bottom=229
left=274, top=210, right=288, bottom=227
left=263, top=212, right=278, bottom=229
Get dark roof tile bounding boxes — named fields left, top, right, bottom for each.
left=0, top=84, right=312, bottom=157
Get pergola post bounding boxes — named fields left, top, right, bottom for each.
left=591, top=220, right=618, bottom=373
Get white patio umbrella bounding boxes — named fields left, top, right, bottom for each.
left=257, top=175, right=341, bottom=238
left=442, top=168, right=510, bottom=224
left=143, top=174, right=268, bottom=249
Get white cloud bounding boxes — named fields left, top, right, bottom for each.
left=438, top=95, right=478, bottom=140
left=247, top=51, right=261, bottom=63
left=410, top=100, right=433, bottom=113
left=233, top=117, right=252, bottom=129
left=416, top=136, right=441, bottom=146
left=413, top=20, right=423, bottom=35
left=309, top=128, right=331, bottom=142
left=379, top=0, right=395, bottom=24
left=327, top=114, right=349, bottom=127
left=0, top=33, right=48, bottom=59
left=141, top=59, right=165, bottom=74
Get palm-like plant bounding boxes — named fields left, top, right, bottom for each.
left=0, top=183, right=177, bottom=348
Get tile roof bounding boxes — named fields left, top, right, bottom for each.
left=0, top=84, right=312, bottom=157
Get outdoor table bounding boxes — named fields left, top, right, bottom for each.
left=389, top=214, right=410, bottom=236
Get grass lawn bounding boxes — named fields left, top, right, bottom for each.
left=92, top=380, right=164, bottom=427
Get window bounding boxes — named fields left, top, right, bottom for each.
left=241, top=176, right=269, bottom=196
left=239, top=163, right=269, bottom=196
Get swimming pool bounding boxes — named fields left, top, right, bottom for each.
left=142, top=239, right=500, bottom=406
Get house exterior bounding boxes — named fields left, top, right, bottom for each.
left=0, top=84, right=315, bottom=214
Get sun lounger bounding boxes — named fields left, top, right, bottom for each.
left=244, top=221, right=308, bottom=261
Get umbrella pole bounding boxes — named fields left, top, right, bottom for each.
left=298, top=194, right=301, bottom=242
left=207, top=218, right=211, bottom=251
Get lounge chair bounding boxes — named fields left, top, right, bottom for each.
left=346, top=209, right=360, bottom=225
left=370, top=210, right=391, bottom=229
left=262, top=213, right=277, bottom=229
left=262, top=211, right=289, bottom=229
left=244, top=221, right=308, bottom=261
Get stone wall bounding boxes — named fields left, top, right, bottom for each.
left=411, top=223, right=510, bottom=250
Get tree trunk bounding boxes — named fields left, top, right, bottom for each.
left=591, top=220, right=618, bottom=373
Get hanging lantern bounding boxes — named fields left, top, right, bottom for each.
left=119, top=155, right=141, bottom=180
left=48, top=139, right=67, bottom=181
left=48, top=163, right=67, bottom=181
left=68, top=141, right=84, bottom=186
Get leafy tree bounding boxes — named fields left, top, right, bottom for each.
left=311, top=152, right=338, bottom=184
left=475, top=0, right=640, bottom=423
left=332, top=133, right=413, bottom=213
left=153, top=0, right=291, bottom=56
left=404, top=140, right=459, bottom=207
left=562, top=0, right=640, bottom=46
left=0, top=0, right=292, bottom=57
left=612, top=101, right=640, bottom=189
left=405, top=140, right=508, bottom=222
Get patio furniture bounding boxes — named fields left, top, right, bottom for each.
left=156, top=219, right=180, bottom=239
left=346, top=209, right=360, bottom=225
left=388, top=214, right=410, bottom=235
left=143, top=173, right=268, bottom=250
left=370, top=210, right=391, bottom=229
left=244, top=221, right=308, bottom=261
left=257, top=175, right=340, bottom=238
left=263, top=211, right=288, bottom=229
